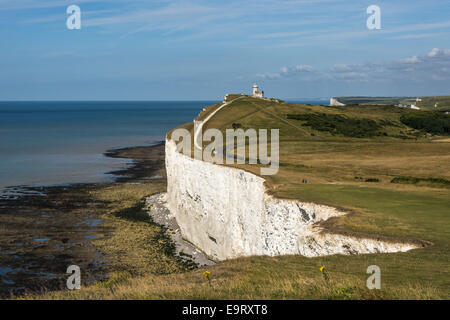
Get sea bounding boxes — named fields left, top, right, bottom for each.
left=0, top=101, right=214, bottom=191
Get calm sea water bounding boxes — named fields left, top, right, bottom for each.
left=0, top=101, right=215, bottom=190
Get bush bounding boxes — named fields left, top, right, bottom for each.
left=391, top=176, right=450, bottom=188
left=400, top=111, right=450, bottom=135
left=286, top=113, right=381, bottom=138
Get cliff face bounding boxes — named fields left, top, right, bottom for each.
left=330, top=98, right=346, bottom=106
left=165, top=138, right=419, bottom=261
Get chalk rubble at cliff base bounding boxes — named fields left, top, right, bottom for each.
left=145, top=193, right=215, bottom=266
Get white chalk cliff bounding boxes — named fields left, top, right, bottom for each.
left=164, top=137, right=420, bottom=261
left=330, top=98, right=346, bottom=106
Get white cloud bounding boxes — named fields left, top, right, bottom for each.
left=428, top=48, right=450, bottom=57
left=329, top=49, right=450, bottom=81
left=400, top=56, right=420, bottom=63
left=256, top=48, right=450, bottom=82
left=257, top=64, right=317, bottom=79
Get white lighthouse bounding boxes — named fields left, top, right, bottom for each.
left=252, top=84, right=264, bottom=98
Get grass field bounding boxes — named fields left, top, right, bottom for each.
left=31, top=96, right=449, bottom=300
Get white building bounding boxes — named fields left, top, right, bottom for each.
left=252, top=84, right=264, bottom=98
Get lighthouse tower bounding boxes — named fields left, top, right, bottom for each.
left=252, top=84, right=264, bottom=98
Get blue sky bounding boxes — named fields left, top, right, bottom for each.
left=1, top=0, right=449, bottom=100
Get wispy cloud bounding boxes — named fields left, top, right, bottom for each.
left=257, top=65, right=318, bottom=80
left=0, top=0, right=101, bottom=11
left=389, top=32, right=448, bottom=40
left=255, top=19, right=450, bottom=49
left=24, top=9, right=118, bottom=24
left=84, top=3, right=218, bottom=28
left=10, top=0, right=354, bottom=40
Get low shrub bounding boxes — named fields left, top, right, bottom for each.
left=400, top=111, right=450, bottom=135
left=287, top=113, right=382, bottom=138
left=391, top=176, right=450, bottom=188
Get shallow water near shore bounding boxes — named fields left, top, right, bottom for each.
left=0, top=183, right=112, bottom=297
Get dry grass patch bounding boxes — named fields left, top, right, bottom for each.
left=89, top=182, right=194, bottom=276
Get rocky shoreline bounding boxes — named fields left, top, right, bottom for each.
left=0, top=141, right=204, bottom=298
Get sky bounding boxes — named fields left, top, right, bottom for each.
left=0, top=0, right=449, bottom=100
